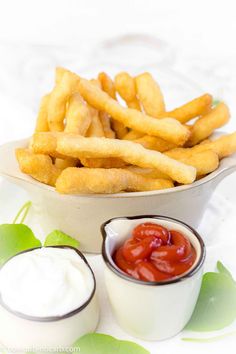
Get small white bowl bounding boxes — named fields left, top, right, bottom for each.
left=0, top=136, right=235, bottom=253
left=101, top=215, right=205, bottom=341
left=0, top=246, right=99, bottom=350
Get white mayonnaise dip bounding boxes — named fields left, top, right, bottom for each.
left=0, top=247, right=94, bottom=317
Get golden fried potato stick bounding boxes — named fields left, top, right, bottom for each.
left=54, top=158, right=78, bottom=169
left=55, top=67, right=70, bottom=85
left=192, top=132, right=236, bottom=158
left=133, top=135, right=176, bottom=152
left=16, top=149, right=61, bottom=186
left=166, top=150, right=219, bottom=176
left=80, top=157, right=126, bottom=168
left=115, top=72, right=141, bottom=110
left=187, top=102, right=230, bottom=146
left=48, top=71, right=80, bottom=131
left=90, top=79, right=115, bottom=138
left=56, top=167, right=174, bottom=194
left=200, top=139, right=211, bottom=145
left=56, top=135, right=196, bottom=184
left=98, top=72, right=116, bottom=99
left=135, top=72, right=165, bottom=116
left=160, top=94, right=213, bottom=124
left=123, top=130, right=143, bottom=140
left=65, top=93, right=91, bottom=135
left=86, top=108, right=105, bottom=137
left=32, top=132, right=65, bottom=158
left=78, top=78, right=190, bottom=145
left=98, top=72, right=128, bottom=139
left=35, top=94, right=50, bottom=132
left=99, top=111, right=115, bottom=139
left=124, top=166, right=171, bottom=180
left=166, top=132, right=236, bottom=160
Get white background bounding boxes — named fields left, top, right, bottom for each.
left=0, top=1, right=236, bottom=353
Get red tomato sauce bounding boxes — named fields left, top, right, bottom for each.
left=113, top=222, right=196, bottom=282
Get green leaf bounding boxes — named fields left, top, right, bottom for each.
left=44, top=230, right=79, bottom=249
left=217, top=261, right=234, bottom=281
left=0, top=224, right=41, bottom=265
left=73, top=333, right=150, bottom=354
left=182, top=331, right=236, bottom=342
left=186, top=271, right=236, bottom=331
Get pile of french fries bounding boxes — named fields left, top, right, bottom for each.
left=16, top=67, right=236, bottom=194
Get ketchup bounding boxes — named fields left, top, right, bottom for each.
left=113, top=222, right=196, bottom=282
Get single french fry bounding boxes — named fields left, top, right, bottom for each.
left=56, top=135, right=196, bottom=184
left=124, top=166, right=171, bottom=180
left=56, top=167, right=174, bottom=194
left=200, top=139, right=211, bottom=145
left=123, top=130, right=143, bottom=140
left=135, top=72, right=165, bottom=116
left=160, top=94, right=213, bottom=123
left=192, top=132, right=236, bottom=159
left=111, top=120, right=128, bottom=139
left=86, top=108, right=105, bottom=137
left=98, top=72, right=128, bottom=139
left=187, top=102, right=230, bottom=146
left=98, top=72, right=116, bottom=99
left=16, top=149, right=61, bottom=186
left=133, top=135, right=176, bottom=152
left=115, top=72, right=140, bottom=110
left=90, top=78, right=102, bottom=89
left=78, top=79, right=190, bottom=145
left=65, top=93, right=91, bottom=135
left=169, top=150, right=219, bottom=176
left=54, top=158, right=78, bottom=169
left=99, top=111, right=115, bottom=138
left=32, top=132, right=66, bottom=159
left=48, top=71, right=80, bottom=131
left=166, top=132, right=236, bottom=161
left=81, top=157, right=126, bottom=168
left=35, top=94, right=50, bottom=132
left=55, top=67, right=70, bottom=85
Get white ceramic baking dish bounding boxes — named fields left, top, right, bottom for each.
left=0, top=137, right=235, bottom=253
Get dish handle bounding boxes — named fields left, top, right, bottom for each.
left=212, top=155, right=236, bottom=185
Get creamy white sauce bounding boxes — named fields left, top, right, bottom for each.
left=0, top=247, right=94, bottom=317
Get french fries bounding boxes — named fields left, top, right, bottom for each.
left=99, top=72, right=127, bottom=139
left=99, top=112, right=115, bottom=139
left=65, top=93, right=91, bottom=135
left=78, top=78, right=190, bottom=145
left=135, top=72, right=165, bottom=116
left=160, top=94, right=213, bottom=123
left=35, top=94, right=50, bottom=132
left=15, top=67, right=236, bottom=195
left=56, top=135, right=196, bottom=184
left=167, top=132, right=236, bottom=160
left=133, top=135, right=176, bottom=152
left=48, top=71, right=79, bottom=131
left=16, top=149, right=61, bottom=186
left=115, top=72, right=140, bottom=110
left=86, top=108, right=105, bottom=137
left=165, top=150, right=219, bottom=176
left=187, top=102, right=230, bottom=146
left=80, top=157, right=126, bottom=168
left=124, top=166, right=171, bottom=180
left=56, top=167, right=174, bottom=194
